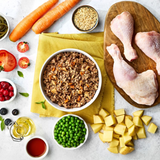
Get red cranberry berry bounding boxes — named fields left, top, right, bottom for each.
left=0, top=96, right=5, bottom=101
left=3, top=90, right=9, bottom=96
left=9, top=91, right=14, bottom=97
left=4, top=96, right=10, bottom=100
left=1, top=82, right=9, bottom=89
left=8, top=86, right=14, bottom=91
left=0, top=88, right=4, bottom=93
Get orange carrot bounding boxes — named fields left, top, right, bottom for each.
left=9, top=0, right=58, bottom=42
left=32, top=0, right=81, bottom=34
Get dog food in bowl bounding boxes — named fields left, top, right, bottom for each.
left=43, top=51, right=99, bottom=109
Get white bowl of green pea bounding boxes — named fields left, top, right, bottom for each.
left=53, top=114, right=89, bottom=150
left=0, top=13, right=9, bottom=41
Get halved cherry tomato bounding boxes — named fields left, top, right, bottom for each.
left=18, top=57, right=30, bottom=69
left=17, top=42, right=29, bottom=53
left=0, top=50, right=17, bottom=72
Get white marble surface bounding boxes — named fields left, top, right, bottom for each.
left=0, top=0, right=160, bottom=159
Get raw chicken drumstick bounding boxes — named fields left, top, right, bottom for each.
left=110, top=11, right=137, bottom=61
left=106, top=44, right=158, bottom=105
left=135, top=31, right=160, bottom=75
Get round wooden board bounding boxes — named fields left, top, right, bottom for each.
left=104, top=1, right=160, bottom=108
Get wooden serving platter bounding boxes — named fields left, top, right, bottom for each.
left=104, top=1, right=160, bottom=108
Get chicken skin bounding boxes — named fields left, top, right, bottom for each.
left=135, top=31, right=160, bottom=75
left=106, top=44, right=158, bottom=105
left=111, top=11, right=137, bottom=61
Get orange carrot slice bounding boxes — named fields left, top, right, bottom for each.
left=9, top=0, right=58, bottom=42
left=32, top=0, right=81, bottom=34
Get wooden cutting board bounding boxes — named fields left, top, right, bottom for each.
left=104, top=1, right=160, bottom=108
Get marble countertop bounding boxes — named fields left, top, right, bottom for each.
left=1, top=0, right=160, bottom=159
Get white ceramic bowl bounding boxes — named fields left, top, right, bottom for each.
left=0, top=13, right=9, bottom=41
left=39, top=48, right=102, bottom=112
left=53, top=114, right=89, bottom=150
left=25, top=136, right=49, bottom=159
left=0, top=78, right=17, bottom=104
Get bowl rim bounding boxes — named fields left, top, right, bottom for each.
left=25, top=135, right=49, bottom=160
left=39, top=48, right=102, bottom=112
left=0, top=12, right=10, bottom=41
left=72, top=5, right=99, bottom=32
left=52, top=114, right=89, bottom=150
left=0, top=78, right=17, bottom=104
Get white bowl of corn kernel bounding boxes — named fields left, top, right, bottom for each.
left=72, top=5, right=99, bottom=32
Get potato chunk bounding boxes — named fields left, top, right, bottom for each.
left=91, top=124, right=103, bottom=133
left=133, top=110, right=144, bottom=117
left=116, top=115, right=125, bottom=123
left=98, top=132, right=105, bottom=143
left=114, top=123, right=126, bottom=135
left=125, top=117, right=134, bottom=128
left=102, top=125, right=114, bottom=131
left=99, top=108, right=110, bottom=118
left=119, top=146, right=134, bottom=155
left=141, top=115, right=152, bottom=126
left=104, top=115, right=116, bottom=126
left=109, top=138, right=119, bottom=147
left=123, top=132, right=132, bottom=144
left=137, top=127, right=146, bottom=139
left=108, top=146, right=118, bottom=154
left=128, top=125, right=136, bottom=136
left=93, top=115, right=104, bottom=124
left=119, top=137, right=125, bottom=147
left=148, top=123, right=158, bottom=134
left=103, top=130, right=113, bottom=142
left=133, top=117, right=143, bottom=127
left=114, top=109, right=125, bottom=116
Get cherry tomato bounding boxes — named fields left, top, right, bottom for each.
left=18, top=57, right=30, bottom=69
left=0, top=50, right=17, bottom=72
left=17, top=42, right=29, bottom=53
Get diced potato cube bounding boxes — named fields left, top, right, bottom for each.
left=125, top=115, right=133, bottom=121
left=123, top=132, right=132, bottom=144
left=133, top=134, right=138, bottom=140
left=93, top=115, right=104, bottom=124
left=103, top=130, right=113, bottom=142
left=126, top=140, right=134, bottom=147
left=128, top=125, right=136, bottom=136
left=91, top=124, right=103, bottom=133
left=104, top=115, right=116, bottom=126
left=109, top=138, right=119, bottom=147
left=114, top=109, right=125, bottom=116
left=133, top=117, right=143, bottom=127
left=107, top=146, right=118, bottom=154
left=137, top=127, right=146, bottom=139
left=116, top=115, right=125, bottom=123
left=133, top=110, right=144, bottom=117
left=119, top=146, right=134, bottom=155
left=141, top=115, right=152, bottom=126
left=119, top=137, right=125, bottom=147
left=102, top=125, right=114, bottom=131
left=98, top=132, right=105, bottom=143
left=99, top=108, right=110, bottom=118
left=148, top=122, right=158, bottom=134
left=125, top=117, right=134, bottom=128
left=114, top=123, right=126, bottom=135
left=113, top=133, right=120, bottom=139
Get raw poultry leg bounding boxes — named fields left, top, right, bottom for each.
left=106, top=44, right=158, bottom=105
left=135, top=31, right=160, bottom=75
left=110, top=11, right=137, bottom=61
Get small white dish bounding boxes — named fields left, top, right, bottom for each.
left=39, top=48, right=102, bottom=112
left=0, top=13, right=9, bottom=41
left=0, top=78, right=17, bottom=104
left=53, top=114, right=89, bottom=150
left=25, top=136, right=49, bottom=159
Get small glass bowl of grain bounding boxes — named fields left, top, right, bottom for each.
left=72, top=5, right=99, bottom=32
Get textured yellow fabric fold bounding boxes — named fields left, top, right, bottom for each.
left=31, top=32, right=114, bottom=124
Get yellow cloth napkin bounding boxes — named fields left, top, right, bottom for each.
left=31, top=32, right=114, bottom=124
